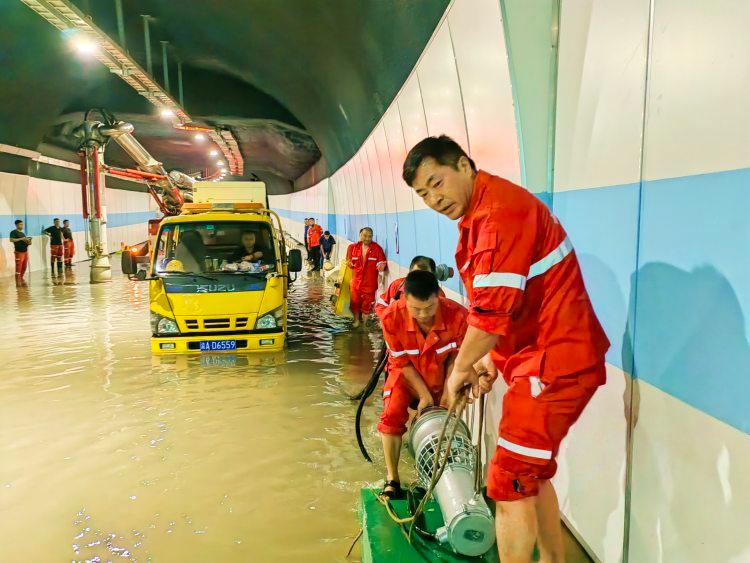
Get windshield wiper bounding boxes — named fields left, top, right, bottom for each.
left=160, top=271, right=218, bottom=282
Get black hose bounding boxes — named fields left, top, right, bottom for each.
left=355, top=345, right=388, bottom=462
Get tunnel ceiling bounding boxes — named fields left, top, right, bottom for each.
left=0, top=0, right=449, bottom=194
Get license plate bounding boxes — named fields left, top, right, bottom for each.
left=199, top=339, right=237, bottom=352
left=200, top=354, right=237, bottom=367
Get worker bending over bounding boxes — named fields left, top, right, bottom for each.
left=403, top=136, right=610, bottom=563
left=375, top=255, right=445, bottom=318
left=378, top=270, right=480, bottom=499
left=345, top=227, right=386, bottom=328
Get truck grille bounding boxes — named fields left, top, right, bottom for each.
left=183, top=318, right=249, bottom=330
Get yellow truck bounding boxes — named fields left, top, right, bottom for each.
left=123, top=181, right=302, bottom=354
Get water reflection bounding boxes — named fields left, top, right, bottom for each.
left=0, top=264, right=382, bottom=562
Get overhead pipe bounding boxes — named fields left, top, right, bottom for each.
left=79, top=151, right=89, bottom=219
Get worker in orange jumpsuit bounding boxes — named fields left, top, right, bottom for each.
left=346, top=227, right=386, bottom=328
left=375, top=255, right=445, bottom=319
left=403, top=135, right=610, bottom=563
left=306, top=218, right=323, bottom=273
left=62, top=219, right=74, bottom=269
left=377, top=270, right=487, bottom=498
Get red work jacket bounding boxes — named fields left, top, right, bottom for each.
left=456, top=170, right=610, bottom=384
left=375, top=276, right=446, bottom=319
left=307, top=224, right=323, bottom=247
left=381, top=297, right=469, bottom=395
left=346, top=241, right=386, bottom=292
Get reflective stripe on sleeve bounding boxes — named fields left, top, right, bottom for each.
left=473, top=272, right=527, bottom=290
left=528, top=237, right=573, bottom=280
left=389, top=349, right=419, bottom=358
left=376, top=295, right=389, bottom=307
left=435, top=342, right=457, bottom=354
left=497, top=437, right=552, bottom=460
left=383, top=390, right=392, bottom=398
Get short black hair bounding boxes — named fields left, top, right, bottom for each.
left=323, top=230, right=330, bottom=235
left=14, top=219, right=23, bottom=226
left=402, top=135, right=476, bottom=186
left=359, top=227, right=373, bottom=234
left=63, top=219, right=69, bottom=224
left=404, top=270, right=440, bottom=301
left=409, top=255, right=436, bottom=273
left=53, top=217, right=60, bottom=222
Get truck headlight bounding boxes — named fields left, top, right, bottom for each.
left=151, top=312, right=179, bottom=335
left=255, top=307, right=283, bottom=330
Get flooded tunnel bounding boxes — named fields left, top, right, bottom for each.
left=1, top=1, right=748, bottom=562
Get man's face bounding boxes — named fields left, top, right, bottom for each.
left=54, top=219, right=61, bottom=227
left=411, top=157, right=475, bottom=220
left=359, top=229, right=373, bottom=244
left=242, top=233, right=256, bottom=248
left=63, top=221, right=69, bottom=228
left=405, top=293, right=439, bottom=330
left=17, top=222, right=23, bottom=231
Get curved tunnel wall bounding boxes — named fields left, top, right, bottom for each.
left=271, top=0, right=750, bottom=561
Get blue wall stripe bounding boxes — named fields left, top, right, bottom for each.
left=273, top=168, right=749, bottom=434
left=0, top=211, right=157, bottom=237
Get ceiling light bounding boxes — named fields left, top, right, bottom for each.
left=70, top=35, right=97, bottom=56
left=209, top=149, right=218, bottom=157
left=159, top=108, right=175, bottom=119
left=217, top=161, right=226, bottom=167
left=194, top=133, right=206, bottom=142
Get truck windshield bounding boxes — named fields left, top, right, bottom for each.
left=154, top=221, right=277, bottom=275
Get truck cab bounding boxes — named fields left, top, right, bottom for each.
left=127, top=181, right=302, bottom=354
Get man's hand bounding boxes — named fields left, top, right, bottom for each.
left=417, top=393, right=434, bottom=414
left=446, top=365, right=480, bottom=405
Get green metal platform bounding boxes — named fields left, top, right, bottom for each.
left=358, top=488, right=500, bottom=563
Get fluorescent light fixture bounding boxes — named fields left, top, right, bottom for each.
left=194, top=133, right=206, bottom=142
left=72, top=37, right=97, bottom=55
left=159, top=108, right=175, bottom=119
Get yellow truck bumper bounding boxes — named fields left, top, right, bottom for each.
left=151, top=331, right=285, bottom=354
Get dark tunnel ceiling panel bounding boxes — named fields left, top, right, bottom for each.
left=2, top=0, right=449, bottom=190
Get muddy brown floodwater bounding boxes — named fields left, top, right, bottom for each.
left=0, top=265, right=394, bottom=562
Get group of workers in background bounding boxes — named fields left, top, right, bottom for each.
left=9, top=217, right=75, bottom=285
left=354, top=135, right=609, bottom=563
left=302, top=217, right=335, bottom=273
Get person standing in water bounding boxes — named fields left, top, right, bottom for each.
left=345, top=227, right=386, bottom=328
left=403, top=135, right=609, bottom=563
left=9, top=219, right=32, bottom=286
left=44, top=218, right=65, bottom=277
left=307, top=218, right=323, bottom=273
left=62, top=219, right=74, bottom=269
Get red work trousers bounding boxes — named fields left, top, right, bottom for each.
left=349, top=285, right=376, bottom=316
left=63, top=240, right=74, bottom=266
left=14, top=251, right=28, bottom=280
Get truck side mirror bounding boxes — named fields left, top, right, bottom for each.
left=121, top=249, right=137, bottom=275
left=288, top=248, right=302, bottom=272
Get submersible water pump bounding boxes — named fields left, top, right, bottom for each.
left=407, top=407, right=495, bottom=557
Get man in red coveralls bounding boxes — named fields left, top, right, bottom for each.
left=374, top=255, right=442, bottom=318
left=306, top=218, right=323, bottom=274
left=403, top=136, right=610, bottom=563
left=346, top=227, right=387, bottom=328
left=377, top=270, right=490, bottom=498
left=62, top=219, right=75, bottom=269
